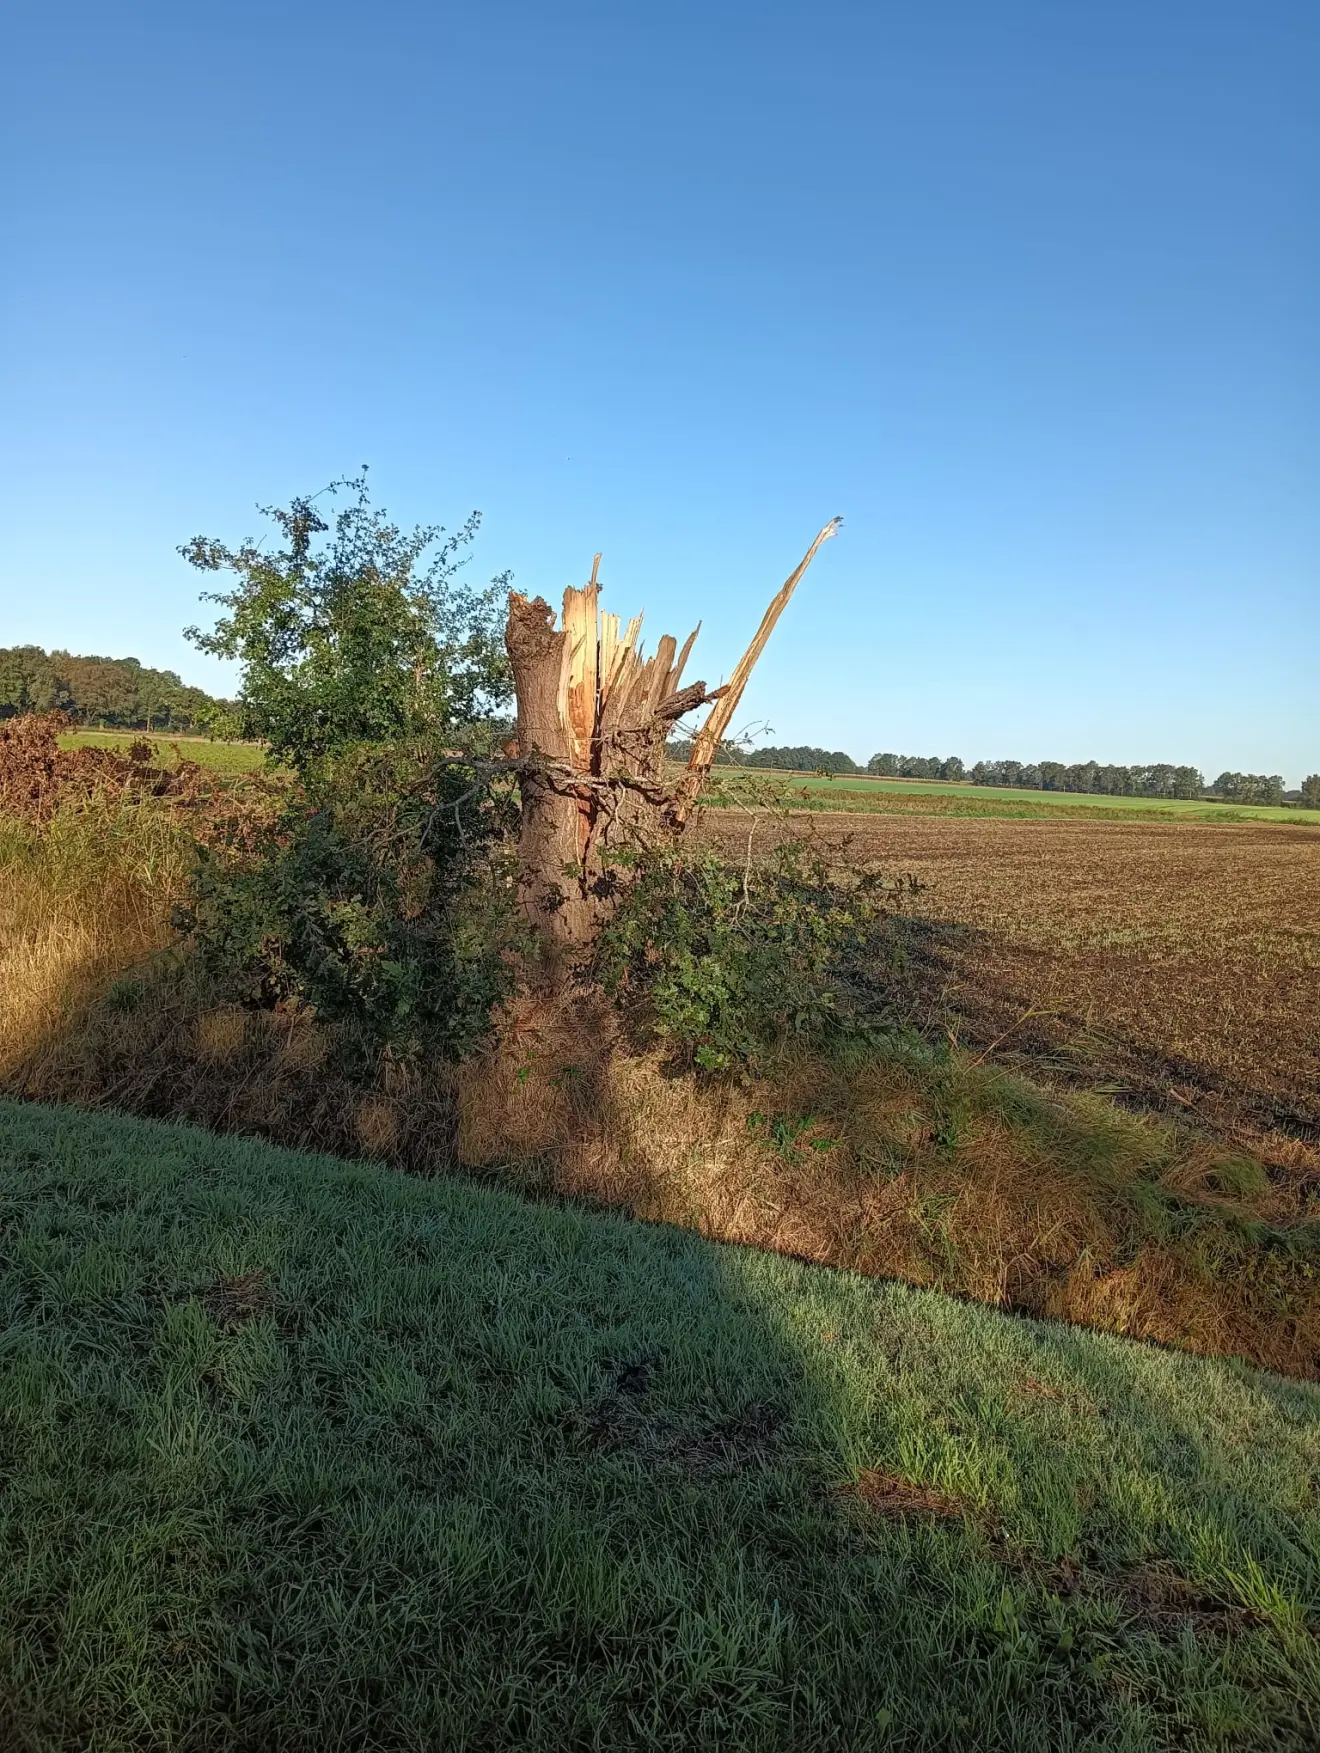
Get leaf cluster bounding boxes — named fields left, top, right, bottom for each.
left=179, top=744, right=523, bottom=1064
left=595, top=836, right=906, bottom=1072
left=183, top=474, right=512, bottom=770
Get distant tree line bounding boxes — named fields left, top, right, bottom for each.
left=666, top=739, right=1314, bottom=807
left=867, top=752, right=1211, bottom=797
left=876, top=756, right=1294, bottom=804
left=0, top=645, right=229, bottom=732
left=963, top=759, right=1205, bottom=799
left=868, top=753, right=966, bottom=781
left=665, top=740, right=862, bottom=773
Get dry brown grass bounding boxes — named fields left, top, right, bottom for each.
left=458, top=994, right=1320, bottom=1380
left=699, top=811, right=1320, bottom=1166
left=0, top=795, right=459, bottom=1172
left=0, top=801, right=193, bottom=1080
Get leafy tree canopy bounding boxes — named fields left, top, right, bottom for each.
left=868, top=753, right=964, bottom=781
left=1210, top=771, right=1285, bottom=807
left=183, top=474, right=512, bottom=771
left=0, top=644, right=227, bottom=731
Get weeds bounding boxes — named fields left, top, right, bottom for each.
left=595, top=834, right=905, bottom=1072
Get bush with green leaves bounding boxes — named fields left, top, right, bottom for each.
left=174, top=475, right=524, bottom=1069
left=179, top=744, right=522, bottom=1065
left=595, top=837, right=904, bottom=1072
left=183, top=474, right=511, bottom=770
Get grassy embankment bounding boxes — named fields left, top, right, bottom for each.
left=2, top=791, right=1318, bottom=1380
left=3, top=1097, right=1319, bottom=1752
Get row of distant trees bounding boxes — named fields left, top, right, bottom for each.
left=0, top=645, right=230, bottom=732
left=871, top=752, right=1301, bottom=805
left=965, top=757, right=1207, bottom=799
left=666, top=739, right=1314, bottom=806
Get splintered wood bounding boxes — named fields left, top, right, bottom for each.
left=504, top=518, right=840, bottom=949
left=534, top=516, right=841, bottom=808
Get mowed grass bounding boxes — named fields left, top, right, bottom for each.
left=59, top=730, right=266, bottom=774
left=3, top=1101, right=1320, bottom=1751
left=700, top=770, right=1320, bottom=826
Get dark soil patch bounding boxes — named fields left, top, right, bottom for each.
left=1014, top=1374, right=1068, bottom=1403
left=202, top=1269, right=272, bottom=1329
left=582, top=1360, right=784, bottom=1476
left=845, top=1467, right=1273, bottom=1640
left=848, top=1468, right=971, bottom=1522
left=1109, top=1563, right=1266, bottom=1638
left=665, top=1400, right=784, bottom=1476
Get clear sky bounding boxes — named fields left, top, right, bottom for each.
left=2, top=1, right=1316, bottom=779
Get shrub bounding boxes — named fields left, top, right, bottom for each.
left=595, top=836, right=906, bottom=1072
left=183, top=476, right=512, bottom=769
left=180, top=743, right=523, bottom=1064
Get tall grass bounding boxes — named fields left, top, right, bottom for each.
left=0, top=796, right=193, bottom=1082
left=0, top=792, right=459, bottom=1167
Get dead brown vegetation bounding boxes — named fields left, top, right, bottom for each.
left=455, top=992, right=1320, bottom=1379
left=0, top=711, right=207, bottom=820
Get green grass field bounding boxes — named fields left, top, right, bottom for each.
left=703, top=769, right=1320, bottom=825
left=59, top=730, right=266, bottom=774
left=3, top=1099, right=1318, bottom=1750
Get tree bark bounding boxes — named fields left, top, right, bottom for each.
left=505, top=521, right=840, bottom=964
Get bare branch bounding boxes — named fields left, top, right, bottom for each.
left=679, top=518, right=841, bottom=816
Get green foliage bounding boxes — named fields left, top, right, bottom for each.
left=0, top=644, right=226, bottom=731
left=1302, top=775, right=1320, bottom=809
left=596, top=838, right=901, bottom=1071
left=183, top=474, right=512, bottom=771
left=1212, top=771, right=1286, bottom=806
left=740, top=745, right=859, bottom=774
left=180, top=744, right=521, bottom=1063
left=869, top=752, right=965, bottom=780
left=971, top=758, right=1206, bottom=799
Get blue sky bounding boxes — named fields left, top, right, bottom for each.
left=2, top=0, right=1315, bottom=779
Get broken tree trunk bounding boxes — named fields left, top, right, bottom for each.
left=505, top=519, right=841, bottom=962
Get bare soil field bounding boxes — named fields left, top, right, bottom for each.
left=701, top=811, right=1320, bottom=1164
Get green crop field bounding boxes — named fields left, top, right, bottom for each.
left=59, top=729, right=267, bottom=774
left=3, top=1098, right=1318, bottom=1751
left=702, top=768, right=1320, bottom=825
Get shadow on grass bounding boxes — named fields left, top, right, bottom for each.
left=4, top=1098, right=1317, bottom=1751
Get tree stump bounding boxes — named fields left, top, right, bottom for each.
left=505, top=521, right=840, bottom=964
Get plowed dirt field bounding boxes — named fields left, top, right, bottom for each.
left=701, top=812, right=1320, bottom=1163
